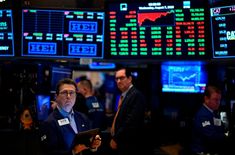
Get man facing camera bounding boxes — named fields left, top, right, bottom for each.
left=40, top=78, right=101, bottom=155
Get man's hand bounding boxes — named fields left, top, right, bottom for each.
left=90, top=135, right=102, bottom=151
left=73, top=144, right=88, bottom=154
left=110, top=139, right=117, bottom=149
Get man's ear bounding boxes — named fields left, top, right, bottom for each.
left=127, top=76, right=132, bottom=83
left=84, top=87, right=89, bottom=93
left=204, top=96, right=209, bottom=103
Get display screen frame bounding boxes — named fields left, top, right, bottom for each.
left=21, top=8, right=105, bottom=59
left=161, top=61, right=208, bottom=93
left=0, top=9, right=15, bottom=57
left=36, top=94, right=51, bottom=121
left=50, top=66, right=72, bottom=93
left=104, top=0, right=211, bottom=61
left=209, top=4, right=235, bottom=59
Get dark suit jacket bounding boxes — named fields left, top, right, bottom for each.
left=40, top=108, right=93, bottom=155
left=112, top=86, right=146, bottom=155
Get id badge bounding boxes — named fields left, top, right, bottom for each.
left=58, top=118, right=70, bottom=126
left=213, top=117, right=222, bottom=126
left=92, top=102, right=100, bottom=108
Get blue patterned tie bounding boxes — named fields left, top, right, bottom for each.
left=69, top=113, right=78, bottom=133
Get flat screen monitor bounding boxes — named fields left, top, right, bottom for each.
left=0, top=9, right=14, bottom=56
left=36, top=94, right=50, bottom=121
left=72, top=70, right=117, bottom=93
left=51, top=67, right=72, bottom=92
left=21, top=0, right=104, bottom=9
left=105, top=0, right=209, bottom=60
left=0, top=0, right=12, bottom=7
left=210, top=4, right=235, bottom=58
left=161, top=61, right=207, bottom=93
left=88, top=62, right=116, bottom=69
left=208, top=0, right=233, bottom=7
left=22, top=9, right=105, bottom=58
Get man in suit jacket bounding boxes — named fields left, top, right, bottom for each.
left=40, top=78, right=101, bottom=155
left=110, top=68, right=146, bottom=155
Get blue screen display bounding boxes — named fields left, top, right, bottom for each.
left=51, top=67, right=72, bottom=92
left=0, top=9, right=14, bottom=56
left=36, top=95, right=50, bottom=121
left=22, top=9, right=105, bottom=58
left=161, top=61, right=207, bottom=93
left=210, top=4, right=235, bottom=58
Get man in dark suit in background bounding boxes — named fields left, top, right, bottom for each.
left=109, top=67, right=146, bottom=155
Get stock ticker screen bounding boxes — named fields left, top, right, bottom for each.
left=210, top=5, right=235, bottom=58
left=105, top=0, right=209, bottom=60
left=0, top=9, right=14, bottom=56
left=22, top=9, right=105, bottom=58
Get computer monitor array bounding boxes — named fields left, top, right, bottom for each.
left=1, top=1, right=235, bottom=60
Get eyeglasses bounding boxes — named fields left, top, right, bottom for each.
left=115, top=76, right=127, bottom=82
left=59, top=91, right=76, bottom=97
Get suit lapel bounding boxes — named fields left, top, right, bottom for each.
left=118, top=87, right=135, bottom=115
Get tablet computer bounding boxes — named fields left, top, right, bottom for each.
left=72, top=128, right=100, bottom=147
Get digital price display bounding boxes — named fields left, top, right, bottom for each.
left=105, top=0, right=208, bottom=60
left=210, top=5, right=235, bottom=58
left=0, top=9, right=14, bottom=56
left=22, top=9, right=105, bottom=58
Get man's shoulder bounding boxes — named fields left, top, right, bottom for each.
left=195, top=106, right=213, bottom=119
left=128, top=86, right=139, bottom=94
left=128, top=86, right=144, bottom=97
left=74, top=111, right=89, bottom=120
left=45, top=110, right=59, bottom=121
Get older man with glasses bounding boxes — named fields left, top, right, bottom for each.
left=109, top=67, right=146, bottom=155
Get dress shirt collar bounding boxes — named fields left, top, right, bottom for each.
left=203, top=103, right=213, bottom=114
left=121, top=84, right=133, bottom=99
left=57, top=106, right=74, bottom=118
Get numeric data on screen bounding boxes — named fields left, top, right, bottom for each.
left=210, top=5, right=235, bottom=58
left=22, top=9, right=105, bottom=58
left=106, top=1, right=208, bottom=59
left=0, top=9, right=14, bottom=56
